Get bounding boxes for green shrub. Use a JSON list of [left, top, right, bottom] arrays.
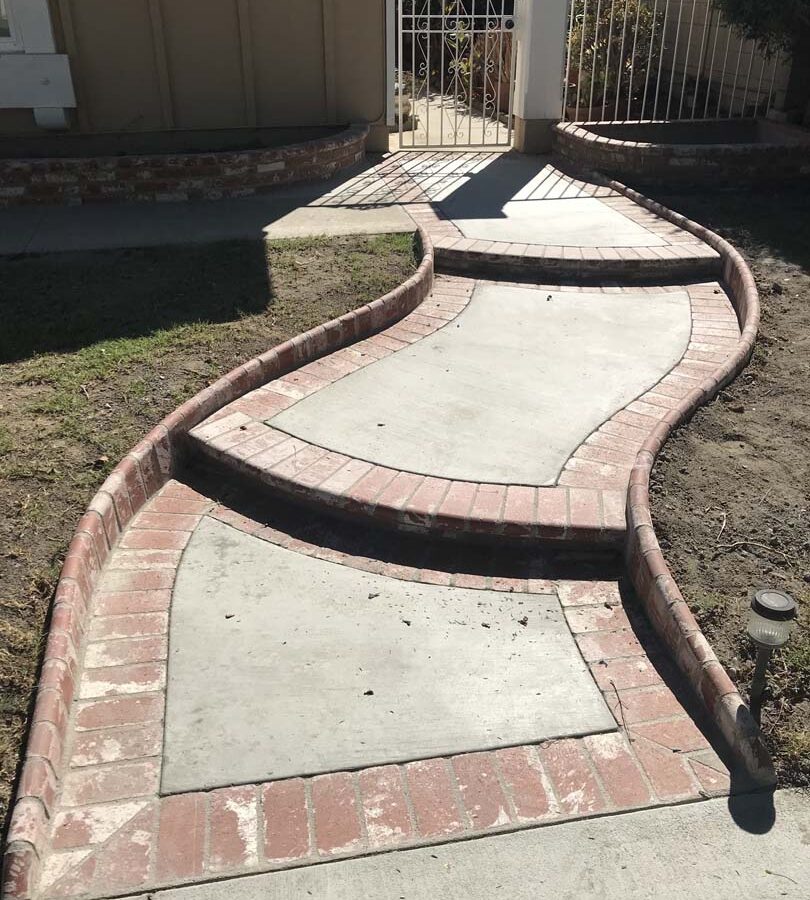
[[714, 0, 810, 53]]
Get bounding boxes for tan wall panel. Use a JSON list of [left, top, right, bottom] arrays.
[[333, 0, 385, 124], [68, 0, 164, 131], [160, 0, 247, 129], [250, 0, 327, 126], [30, 0, 387, 135], [0, 109, 39, 134], [47, 0, 68, 54]]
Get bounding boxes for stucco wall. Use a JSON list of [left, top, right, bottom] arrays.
[[0, 0, 386, 143]]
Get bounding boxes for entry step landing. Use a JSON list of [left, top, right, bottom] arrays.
[[163, 517, 615, 793], [38, 481, 734, 899], [187, 275, 740, 546]]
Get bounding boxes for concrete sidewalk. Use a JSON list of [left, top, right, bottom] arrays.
[[0, 159, 415, 255], [0, 151, 701, 257], [141, 791, 809, 900], [268, 283, 691, 485]]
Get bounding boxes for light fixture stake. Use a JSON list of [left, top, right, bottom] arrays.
[[748, 645, 772, 725]]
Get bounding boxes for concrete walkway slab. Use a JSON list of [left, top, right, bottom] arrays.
[[269, 284, 691, 485], [163, 517, 614, 793], [423, 154, 664, 247], [0, 205, 44, 255], [147, 791, 810, 900], [0, 162, 414, 255], [448, 195, 667, 247]]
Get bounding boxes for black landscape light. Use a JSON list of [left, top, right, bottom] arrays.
[[746, 588, 798, 725]]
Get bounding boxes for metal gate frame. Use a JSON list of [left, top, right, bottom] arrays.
[[393, 1, 518, 149]]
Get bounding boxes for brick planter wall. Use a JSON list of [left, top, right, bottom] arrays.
[[0, 126, 368, 208], [553, 121, 810, 185], [0, 228, 434, 900]]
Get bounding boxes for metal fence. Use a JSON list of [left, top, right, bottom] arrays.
[[562, 0, 784, 122]]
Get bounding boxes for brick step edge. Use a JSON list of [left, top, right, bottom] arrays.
[[189, 440, 627, 550], [0, 229, 435, 900], [610, 176, 776, 788], [434, 243, 722, 284]]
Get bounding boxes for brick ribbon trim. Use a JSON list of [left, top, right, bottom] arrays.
[[610, 178, 774, 787]]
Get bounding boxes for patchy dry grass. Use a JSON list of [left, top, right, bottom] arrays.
[[0, 232, 417, 826]]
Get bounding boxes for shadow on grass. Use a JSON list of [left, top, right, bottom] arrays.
[[647, 181, 810, 273], [0, 239, 273, 364]]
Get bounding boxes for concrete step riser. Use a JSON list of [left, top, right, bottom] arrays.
[[182, 444, 625, 555], [435, 250, 722, 284]]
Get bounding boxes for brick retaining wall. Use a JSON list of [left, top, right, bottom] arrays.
[[553, 121, 810, 185], [0, 126, 368, 208]]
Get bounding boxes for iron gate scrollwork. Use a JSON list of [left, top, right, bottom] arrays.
[[396, 1, 517, 148]]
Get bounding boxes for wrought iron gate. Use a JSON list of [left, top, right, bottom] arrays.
[[396, 1, 517, 148]]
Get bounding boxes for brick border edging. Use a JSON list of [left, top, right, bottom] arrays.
[[552, 121, 810, 186], [0, 126, 368, 208], [606, 178, 775, 786], [0, 228, 434, 900]]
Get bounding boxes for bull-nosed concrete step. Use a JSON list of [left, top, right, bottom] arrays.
[[187, 437, 627, 549]]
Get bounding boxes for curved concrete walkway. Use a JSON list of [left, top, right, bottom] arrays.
[[268, 283, 691, 485], [13, 154, 799, 900], [188, 274, 739, 545]]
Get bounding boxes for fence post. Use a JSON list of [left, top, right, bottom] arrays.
[[512, 0, 570, 151]]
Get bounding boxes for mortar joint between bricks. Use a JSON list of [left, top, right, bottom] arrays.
[[444, 757, 473, 832], [302, 778, 316, 861]]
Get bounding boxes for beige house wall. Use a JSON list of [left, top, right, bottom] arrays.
[[0, 0, 387, 145]]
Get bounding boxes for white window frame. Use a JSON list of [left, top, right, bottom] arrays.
[[0, 0, 76, 127], [0, 0, 23, 52]]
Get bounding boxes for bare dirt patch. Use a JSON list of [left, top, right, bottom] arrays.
[[0, 233, 416, 826], [648, 185, 810, 786]]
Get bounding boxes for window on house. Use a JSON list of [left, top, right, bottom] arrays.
[[0, 0, 19, 47]]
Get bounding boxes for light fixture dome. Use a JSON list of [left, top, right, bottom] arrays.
[[747, 588, 797, 649]]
